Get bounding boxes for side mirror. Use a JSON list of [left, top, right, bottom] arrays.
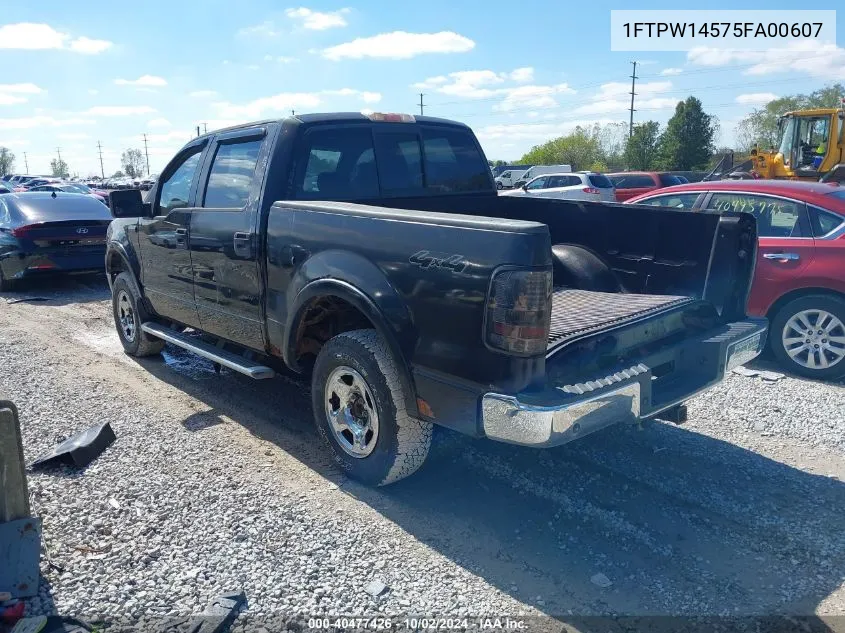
[[109, 189, 150, 218], [522, 184, 529, 191]]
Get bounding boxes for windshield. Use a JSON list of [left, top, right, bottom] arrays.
[[778, 116, 797, 164]]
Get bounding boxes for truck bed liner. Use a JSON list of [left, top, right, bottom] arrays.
[[547, 288, 695, 349]]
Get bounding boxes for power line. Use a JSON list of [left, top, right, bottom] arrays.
[[418, 93, 425, 116], [142, 134, 150, 176], [629, 61, 637, 138], [97, 141, 105, 179]]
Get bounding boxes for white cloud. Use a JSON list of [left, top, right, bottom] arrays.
[[494, 84, 575, 112], [322, 31, 474, 60], [476, 119, 620, 142], [569, 81, 676, 116], [246, 65, 260, 71], [237, 21, 279, 37], [660, 67, 683, 76], [0, 95, 26, 106], [0, 23, 112, 54], [414, 70, 505, 99], [69, 37, 112, 54], [86, 106, 156, 116], [0, 23, 66, 49], [58, 133, 90, 140], [0, 138, 29, 147], [190, 90, 218, 98], [509, 67, 534, 82], [735, 92, 779, 106], [126, 130, 191, 144], [147, 118, 172, 128], [0, 83, 43, 95], [0, 116, 96, 130], [688, 40, 845, 80], [88, 89, 99, 95], [214, 88, 381, 118], [285, 7, 350, 30], [263, 55, 296, 63], [114, 75, 167, 87]]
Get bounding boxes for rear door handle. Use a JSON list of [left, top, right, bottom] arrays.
[[175, 228, 187, 235], [233, 231, 253, 258], [763, 252, 800, 261]]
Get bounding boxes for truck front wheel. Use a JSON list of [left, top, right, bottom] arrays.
[[311, 329, 432, 486], [111, 272, 165, 357]]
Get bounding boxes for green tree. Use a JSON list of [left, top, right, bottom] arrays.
[[624, 121, 661, 170], [657, 97, 716, 170], [735, 83, 845, 151], [112, 170, 125, 178], [50, 157, 69, 178], [520, 125, 606, 171], [0, 147, 15, 176], [121, 148, 146, 178]]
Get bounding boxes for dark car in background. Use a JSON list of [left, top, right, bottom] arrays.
[[0, 192, 111, 291], [28, 182, 109, 206]]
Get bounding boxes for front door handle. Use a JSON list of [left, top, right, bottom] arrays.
[[763, 252, 800, 261], [233, 231, 253, 258]]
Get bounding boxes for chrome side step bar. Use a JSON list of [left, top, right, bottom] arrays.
[[141, 322, 275, 380]]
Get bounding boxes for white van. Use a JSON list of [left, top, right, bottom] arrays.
[[512, 165, 572, 188], [494, 169, 528, 190]]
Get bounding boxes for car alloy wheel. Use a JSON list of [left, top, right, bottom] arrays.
[[324, 365, 380, 458], [782, 308, 845, 371]]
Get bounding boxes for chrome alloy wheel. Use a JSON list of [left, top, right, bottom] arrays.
[[116, 290, 137, 343], [782, 309, 845, 371], [324, 365, 380, 458]]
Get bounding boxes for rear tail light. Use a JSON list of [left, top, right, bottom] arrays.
[[582, 187, 601, 194], [485, 269, 552, 356], [11, 225, 34, 238]]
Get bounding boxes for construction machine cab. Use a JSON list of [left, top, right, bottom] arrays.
[[755, 104, 845, 182]]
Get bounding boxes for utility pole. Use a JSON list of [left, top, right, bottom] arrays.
[[203, 122, 208, 134], [23, 152, 29, 173], [142, 134, 151, 176], [291, 110, 295, 116], [418, 93, 425, 116], [628, 61, 638, 139], [196, 125, 201, 137], [97, 141, 105, 179], [56, 147, 64, 176]]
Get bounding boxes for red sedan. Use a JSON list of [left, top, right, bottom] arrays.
[[607, 171, 684, 201], [628, 180, 845, 380]]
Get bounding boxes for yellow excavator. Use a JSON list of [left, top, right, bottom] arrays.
[[708, 101, 845, 183]]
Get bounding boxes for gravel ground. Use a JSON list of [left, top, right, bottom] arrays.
[[2, 276, 845, 630]]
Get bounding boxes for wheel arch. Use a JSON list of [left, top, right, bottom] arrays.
[[765, 286, 845, 321], [285, 278, 420, 418]]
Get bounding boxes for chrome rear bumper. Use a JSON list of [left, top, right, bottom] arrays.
[[481, 318, 767, 447]]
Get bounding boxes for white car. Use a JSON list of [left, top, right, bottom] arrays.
[[499, 172, 617, 202]]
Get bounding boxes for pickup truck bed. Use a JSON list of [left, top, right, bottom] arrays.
[[548, 289, 696, 349]]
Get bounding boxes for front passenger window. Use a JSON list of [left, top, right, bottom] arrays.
[[158, 151, 202, 214]]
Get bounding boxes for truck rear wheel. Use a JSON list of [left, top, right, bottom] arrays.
[[111, 272, 165, 357], [311, 329, 432, 486]]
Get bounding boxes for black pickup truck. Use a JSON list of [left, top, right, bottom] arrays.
[[106, 112, 767, 486]]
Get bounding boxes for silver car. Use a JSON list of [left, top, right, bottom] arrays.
[[499, 172, 617, 202]]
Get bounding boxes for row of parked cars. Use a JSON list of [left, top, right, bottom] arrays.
[[1, 175, 111, 205], [90, 175, 158, 191], [497, 168, 702, 203]]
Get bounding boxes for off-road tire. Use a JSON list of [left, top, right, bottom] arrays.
[[769, 294, 845, 381], [111, 272, 165, 357], [311, 329, 432, 486]]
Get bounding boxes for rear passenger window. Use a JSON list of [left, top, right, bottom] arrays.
[[295, 127, 378, 199], [588, 174, 614, 189], [616, 175, 656, 188], [203, 139, 262, 208], [374, 132, 423, 194], [808, 205, 844, 237], [422, 128, 490, 192], [637, 193, 700, 209]]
